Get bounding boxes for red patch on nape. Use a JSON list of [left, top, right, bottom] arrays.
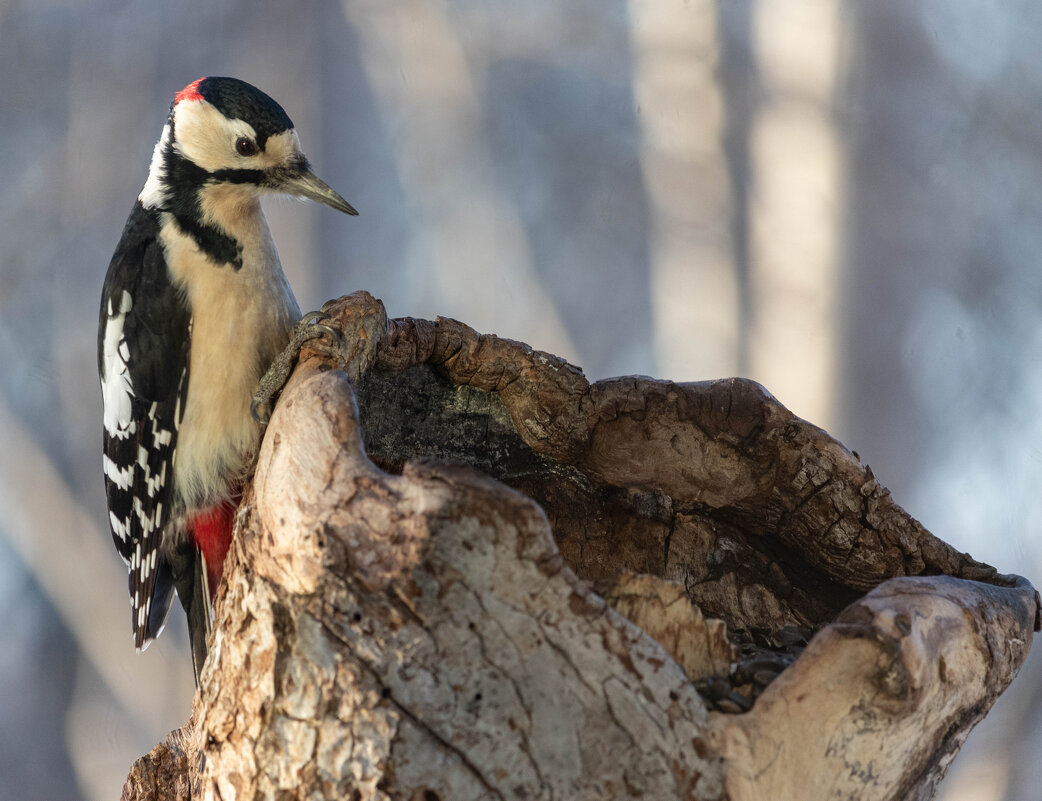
[[190, 495, 240, 600], [174, 77, 206, 105]]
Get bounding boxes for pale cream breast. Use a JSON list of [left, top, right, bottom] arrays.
[[161, 200, 300, 511]]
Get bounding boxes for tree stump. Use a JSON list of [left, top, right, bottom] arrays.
[[122, 292, 1039, 801]]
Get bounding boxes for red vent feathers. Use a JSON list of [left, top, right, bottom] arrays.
[[190, 498, 238, 600]]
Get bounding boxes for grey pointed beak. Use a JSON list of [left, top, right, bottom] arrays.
[[281, 170, 358, 215]]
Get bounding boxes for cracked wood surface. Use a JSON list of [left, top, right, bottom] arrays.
[[123, 292, 1039, 800], [348, 291, 1007, 630], [708, 574, 1037, 801], [195, 362, 721, 800]]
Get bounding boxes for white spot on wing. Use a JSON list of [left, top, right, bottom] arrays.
[[103, 454, 134, 490], [110, 512, 131, 551], [150, 414, 172, 447]]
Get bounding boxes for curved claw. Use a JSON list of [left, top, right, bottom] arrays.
[[251, 312, 346, 427], [306, 322, 343, 343], [250, 396, 270, 425], [299, 310, 331, 326]]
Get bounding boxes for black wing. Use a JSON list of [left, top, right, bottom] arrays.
[[98, 201, 191, 649]]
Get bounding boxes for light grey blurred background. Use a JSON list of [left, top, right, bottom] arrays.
[[0, 0, 1038, 798]]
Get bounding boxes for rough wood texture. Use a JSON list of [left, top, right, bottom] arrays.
[[604, 572, 736, 683], [709, 575, 1037, 801], [123, 292, 1039, 800], [121, 725, 192, 801]]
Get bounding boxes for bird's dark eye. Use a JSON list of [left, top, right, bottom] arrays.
[[235, 137, 258, 157]]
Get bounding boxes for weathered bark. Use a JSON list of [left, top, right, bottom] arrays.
[[120, 725, 192, 801], [124, 292, 1039, 800]]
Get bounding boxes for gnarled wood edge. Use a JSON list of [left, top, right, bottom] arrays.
[[349, 292, 1003, 592], [123, 291, 1039, 800]]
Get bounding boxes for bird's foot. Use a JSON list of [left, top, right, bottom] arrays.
[[251, 308, 346, 423]]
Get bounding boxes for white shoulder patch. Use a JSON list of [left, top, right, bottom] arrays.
[[101, 290, 137, 440]]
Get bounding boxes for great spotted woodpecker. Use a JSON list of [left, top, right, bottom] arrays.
[[98, 77, 356, 680]]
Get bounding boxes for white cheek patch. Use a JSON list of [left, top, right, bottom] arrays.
[[101, 290, 137, 440], [172, 101, 302, 173], [173, 101, 261, 172]]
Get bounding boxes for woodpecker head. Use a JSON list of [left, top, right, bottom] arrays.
[[140, 77, 356, 238]]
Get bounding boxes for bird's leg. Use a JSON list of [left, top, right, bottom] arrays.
[[251, 307, 346, 423]]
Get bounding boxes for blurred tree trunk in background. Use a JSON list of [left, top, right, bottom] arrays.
[[3, 2, 1042, 799]]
